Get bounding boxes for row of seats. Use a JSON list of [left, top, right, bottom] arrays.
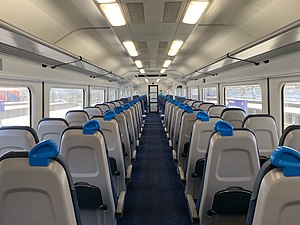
[[0, 95, 147, 225], [158, 94, 300, 225]]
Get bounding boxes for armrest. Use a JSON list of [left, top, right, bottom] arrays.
[[115, 191, 126, 218]]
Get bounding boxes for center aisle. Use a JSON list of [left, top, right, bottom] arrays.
[[118, 113, 193, 225]]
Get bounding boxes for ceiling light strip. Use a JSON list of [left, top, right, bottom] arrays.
[[123, 41, 138, 57], [182, 1, 209, 24], [100, 3, 126, 26], [168, 40, 184, 56]]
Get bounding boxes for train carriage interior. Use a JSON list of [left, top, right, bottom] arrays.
[[1, 0, 300, 225]]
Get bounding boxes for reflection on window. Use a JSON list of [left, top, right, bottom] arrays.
[[120, 87, 130, 98], [283, 83, 300, 128], [91, 88, 105, 106], [190, 87, 199, 100], [49, 88, 84, 118], [225, 84, 262, 114], [203, 87, 218, 103], [108, 88, 118, 101], [0, 87, 30, 126]]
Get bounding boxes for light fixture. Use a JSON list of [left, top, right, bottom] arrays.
[[182, 1, 209, 24], [100, 3, 126, 26], [168, 40, 184, 56], [163, 59, 172, 68], [160, 68, 166, 73], [145, 78, 149, 83], [156, 79, 160, 83], [123, 41, 138, 57], [96, 0, 116, 3], [134, 60, 143, 68], [140, 69, 145, 74]]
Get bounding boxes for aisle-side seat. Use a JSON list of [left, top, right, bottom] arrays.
[[65, 110, 89, 127], [60, 121, 123, 225], [221, 108, 246, 128], [279, 125, 300, 151], [0, 140, 82, 225], [207, 105, 226, 116], [37, 118, 69, 146], [123, 103, 137, 159], [84, 106, 103, 118], [0, 126, 38, 156], [245, 146, 300, 225], [243, 114, 279, 164], [196, 121, 260, 225], [172, 103, 186, 152], [185, 112, 221, 206]]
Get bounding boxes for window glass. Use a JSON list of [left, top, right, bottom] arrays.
[[108, 88, 118, 101], [190, 87, 199, 100], [203, 87, 218, 103], [0, 87, 30, 126], [225, 84, 262, 114], [283, 83, 300, 128], [91, 88, 105, 106], [49, 88, 84, 118]]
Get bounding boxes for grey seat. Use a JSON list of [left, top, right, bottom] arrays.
[[185, 112, 221, 218], [91, 112, 127, 197], [0, 126, 38, 156], [187, 100, 196, 106], [243, 114, 279, 160], [37, 118, 69, 146], [95, 104, 110, 114], [65, 110, 89, 127], [198, 102, 215, 112], [192, 101, 203, 109], [279, 125, 300, 151], [197, 121, 260, 225], [245, 146, 300, 225], [60, 121, 123, 225], [207, 105, 226, 116], [123, 103, 137, 159], [221, 108, 246, 128], [84, 106, 103, 118], [172, 103, 186, 152], [104, 102, 116, 110], [0, 140, 82, 225]]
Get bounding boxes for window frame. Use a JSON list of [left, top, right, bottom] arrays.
[[202, 86, 218, 104], [90, 86, 106, 106]]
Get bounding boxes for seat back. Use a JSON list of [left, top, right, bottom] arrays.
[[37, 118, 69, 146], [91, 113, 126, 196], [172, 107, 185, 150], [65, 110, 89, 127], [0, 140, 81, 225], [84, 106, 103, 118], [198, 102, 215, 112], [0, 126, 38, 156], [208, 105, 226, 116], [198, 121, 260, 225], [279, 125, 300, 151], [104, 102, 116, 110], [187, 100, 196, 106], [221, 108, 246, 128], [185, 112, 221, 199], [243, 114, 279, 158], [246, 146, 300, 225], [123, 104, 137, 152], [95, 104, 110, 114], [192, 101, 203, 109], [60, 121, 116, 225], [169, 105, 180, 142]]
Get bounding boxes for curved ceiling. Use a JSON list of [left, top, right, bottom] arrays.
[[0, 0, 300, 85]]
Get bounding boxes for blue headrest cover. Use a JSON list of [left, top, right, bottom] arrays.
[[183, 105, 194, 113], [29, 140, 60, 167], [197, 111, 210, 122], [104, 110, 116, 121], [129, 101, 134, 106], [114, 106, 124, 114], [179, 103, 185, 109], [214, 120, 233, 136], [123, 103, 131, 110], [83, 120, 101, 134], [271, 146, 300, 177]]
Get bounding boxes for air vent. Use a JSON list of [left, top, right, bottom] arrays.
[[127, 3, 145, 24], [138, 42, 148, 50], [163, 2, 182, 23], [158, 41, 169, 55], [140, 49, 149, 55]]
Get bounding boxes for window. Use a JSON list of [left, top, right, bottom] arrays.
[[190, 87, 199, 100], [49, 88, 84, 118], [225, 84, 262, 114], [90, 88, 105, 106], [108, 88, 118, 101], [0, 87, 30, 126], [203, 87, 218, 103], [120, 87, 130, 98], [283, 83, 300, 128]]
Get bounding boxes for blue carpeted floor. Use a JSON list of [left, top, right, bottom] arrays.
[[118, 113, 194, 225]]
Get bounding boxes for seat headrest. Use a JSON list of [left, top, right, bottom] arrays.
[[197, 111, 210, 122], [29, 140, 60, 167], [123, 103, 131, 110], [214, 120, 233, 136], [271, 146, 300, 177], [83, 120, 101, 135], [114, 106, 124, 114], [179, 103, 185, 109], [104, 110, 116, 121], [183, 105, 194, 113]]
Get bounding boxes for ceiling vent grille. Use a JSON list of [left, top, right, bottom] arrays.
[[127, 3, 145, 24], [163, 2, 182, 23]]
